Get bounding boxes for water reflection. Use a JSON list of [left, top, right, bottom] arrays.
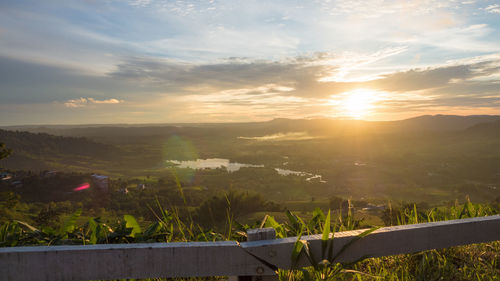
[[274, 168, 327, 183], [167, 158, 264, 172], [166, 158, 326, 182]]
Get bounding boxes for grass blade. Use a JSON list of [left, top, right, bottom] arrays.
[[321, 210, 331, 260]]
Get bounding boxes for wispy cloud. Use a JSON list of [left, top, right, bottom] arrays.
[[238, 132, 317, 141], [64, 97, 124, 108], [484, 4, 500, 14]]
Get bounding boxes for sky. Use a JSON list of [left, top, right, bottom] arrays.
[[0, 0, 499, 125]]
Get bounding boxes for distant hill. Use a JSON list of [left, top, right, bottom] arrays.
[[0, 129, 121, 171], [237, 115, 500, 136], [465, 119, 500, 136], [388, 115, 500, 131], [2, 114, 500, 143]]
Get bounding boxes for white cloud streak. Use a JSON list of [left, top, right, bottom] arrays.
[[485, 4, 500, 14], [64, 97, 124, 108]]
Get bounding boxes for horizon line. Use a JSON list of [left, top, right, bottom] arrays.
[[1, 114, 500, 128]]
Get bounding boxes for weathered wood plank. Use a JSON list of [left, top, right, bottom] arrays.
[[241, 215, 500, 269], [0, 241, 275, 281]]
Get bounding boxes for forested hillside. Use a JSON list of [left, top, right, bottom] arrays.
[[0, 129, 121, 171]]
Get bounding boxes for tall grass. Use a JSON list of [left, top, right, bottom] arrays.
[[0, 197, 498, 280], [344, 198, 499, 281]]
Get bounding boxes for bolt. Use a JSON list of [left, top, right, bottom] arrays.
[[256, 266, 265, 274]]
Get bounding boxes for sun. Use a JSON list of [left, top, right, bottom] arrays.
[[331, 89, 381, 119]]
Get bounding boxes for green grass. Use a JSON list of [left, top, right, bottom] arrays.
[[0, 199, 498, 280]]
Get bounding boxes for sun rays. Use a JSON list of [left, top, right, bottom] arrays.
[[329, 89, 384, 119]]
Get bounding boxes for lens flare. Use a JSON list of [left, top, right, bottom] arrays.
[[163, 135, 199, 183], [74, 183, 90, 191]]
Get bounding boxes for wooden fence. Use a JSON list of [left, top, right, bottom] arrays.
[[1, 215, 499, 281]]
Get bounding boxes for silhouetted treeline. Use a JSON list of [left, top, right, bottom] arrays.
[[0, 129, 120, 157]]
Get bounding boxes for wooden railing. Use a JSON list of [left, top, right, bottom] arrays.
[[1, 215, 499, 281]]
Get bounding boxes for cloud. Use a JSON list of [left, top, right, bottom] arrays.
[[238, 132, 317, 141], [484, 4, 500, 14], [107, 56, 331, 96], [64, 97, 124, 108], [107, 46, 409, 98], [0, 56, 145, 104], [128, 0, 152, 8], [365, 54, 500, 92], [0, 0, 498, 125], [321, 0, 461, 16], [368, 65, 472, 91], [108, 51, 500, 102], [317, 46, 409, 82], [1, 48, 499, 124]]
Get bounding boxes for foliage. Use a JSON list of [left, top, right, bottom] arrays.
[[195, 190, 276, 227], [0, 142, 11, 161], [381, 197, 499, 226], [0, 199, 498, 280]]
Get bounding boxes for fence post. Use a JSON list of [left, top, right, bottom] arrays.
[[229, 227, 278, 281]]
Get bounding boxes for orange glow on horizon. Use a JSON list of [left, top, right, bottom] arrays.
[[330, 89, 383, 119]]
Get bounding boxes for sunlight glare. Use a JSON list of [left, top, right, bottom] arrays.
[[331, 89, 382, 119]]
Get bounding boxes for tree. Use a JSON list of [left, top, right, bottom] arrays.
[[0, 142, 11, 160]]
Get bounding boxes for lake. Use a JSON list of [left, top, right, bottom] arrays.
[[166, 158, 326, 182], [166, 158, 264, 172]]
